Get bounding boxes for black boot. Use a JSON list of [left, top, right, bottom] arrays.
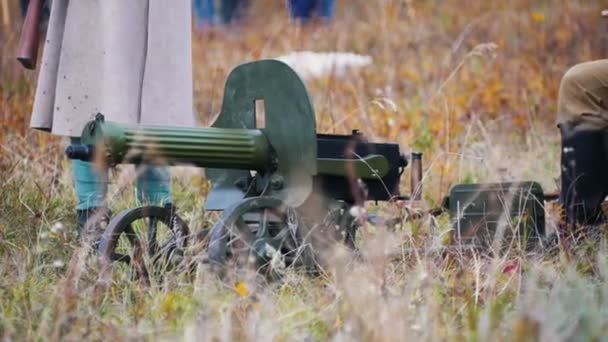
[[76, 207, 111, 247], [559, 125, 608, 228], [145, 202, 178, 243], [164, 203, 177, 220]]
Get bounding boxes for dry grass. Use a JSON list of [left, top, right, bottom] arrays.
[[1, 0, 608, 340]]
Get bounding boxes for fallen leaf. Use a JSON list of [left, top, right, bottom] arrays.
[[235, 281, 249, 297]]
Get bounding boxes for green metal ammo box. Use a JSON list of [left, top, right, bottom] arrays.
[[448, 181, 545, 248]]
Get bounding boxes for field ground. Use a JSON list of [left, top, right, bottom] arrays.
[[1, 1, 608, 340]]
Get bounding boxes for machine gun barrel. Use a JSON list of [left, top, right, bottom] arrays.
[[67, 115, 273, 171], [67, 114, 407, 205]]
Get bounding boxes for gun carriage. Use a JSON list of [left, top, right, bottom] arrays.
[[67, 60, 547, 284]]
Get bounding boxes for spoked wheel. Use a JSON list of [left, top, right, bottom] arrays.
[[98, 206, 190, 286], [208, 197, 315, 281]]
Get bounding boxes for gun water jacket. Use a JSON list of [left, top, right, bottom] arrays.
[[30, 0, 196, 137]]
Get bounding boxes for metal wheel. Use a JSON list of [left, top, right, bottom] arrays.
[[208, 197, 315, 280], [98, 206, 190, 286]]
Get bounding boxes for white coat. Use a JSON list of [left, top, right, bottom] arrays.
[[30, 0, 195, 137]]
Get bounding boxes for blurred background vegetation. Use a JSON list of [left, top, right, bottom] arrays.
[[1, 0, 607, 340], [2, 0, 605, 198]]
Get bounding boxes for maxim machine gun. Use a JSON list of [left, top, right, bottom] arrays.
[[67, 60, 545, 283]]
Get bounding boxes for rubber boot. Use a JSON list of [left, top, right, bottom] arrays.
[[76, 207, 111, 248], [559, 125, 608, 229]]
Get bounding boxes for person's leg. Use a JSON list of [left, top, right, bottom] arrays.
[[220, 0, 248, 24], [70, 137, 109, 237], [20, 0, 28, 17], [559, 127, 608, 226], [135, 165, 172, 206], [557, 60, 608, 131], [557, 60, 608, 226], [288, 0, 317, 21], [135, 165, 176, 245], [193, 0, 216, 28], [317, 0, 335, 20]]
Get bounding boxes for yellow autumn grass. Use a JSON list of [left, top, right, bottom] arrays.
[[1, 0, 607, 340]]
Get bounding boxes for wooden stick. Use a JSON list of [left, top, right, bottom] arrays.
[[0, 0, 10, 27], [16, 0, 43, 69]]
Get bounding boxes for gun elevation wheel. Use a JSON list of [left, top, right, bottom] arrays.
[[98, 206, 190, 286], [208, 197, 315, 281]]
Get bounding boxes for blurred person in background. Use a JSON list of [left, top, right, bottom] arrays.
[[220, 0, 250, 23], [29, 1, 195, 240], [192, 0, 216, 28], [192, 0, 250, 28], [287, 0, 335, 22]]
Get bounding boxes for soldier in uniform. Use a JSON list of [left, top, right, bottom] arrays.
[[557, 59, 608, 226], [29, 1, 196, 236]]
